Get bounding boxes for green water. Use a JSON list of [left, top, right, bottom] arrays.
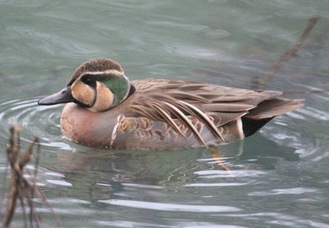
[[1, 0, 329, 227]]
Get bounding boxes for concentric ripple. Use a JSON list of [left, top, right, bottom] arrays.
[[0, 97, 70, 150]]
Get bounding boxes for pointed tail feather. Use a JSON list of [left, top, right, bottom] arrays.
[[245, 98, 304, 120], [242, 98, 304, 137]]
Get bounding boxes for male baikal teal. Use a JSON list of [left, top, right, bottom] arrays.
[[38, 58, 304, 150]]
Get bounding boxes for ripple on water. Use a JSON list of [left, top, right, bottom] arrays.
[[99, 199, 242, 213], [0, 98, 69, 150]]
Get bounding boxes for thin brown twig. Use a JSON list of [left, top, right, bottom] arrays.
[[30, 138, 40, 227], [1, 126, 62, 228], [36, 186, 62, 227], [27, 138, 62, 227], [4, 127, 19, 228], [254, 16, 320, 90], [18, 194, 27, 228]]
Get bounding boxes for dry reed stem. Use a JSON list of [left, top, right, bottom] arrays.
[[1, 125, 61, 228], [252, 16, 320, 90]]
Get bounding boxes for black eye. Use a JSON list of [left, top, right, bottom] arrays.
[[81, 76, 96, 87]]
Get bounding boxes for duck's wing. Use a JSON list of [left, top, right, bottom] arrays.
[[128, 79, 304, 145]]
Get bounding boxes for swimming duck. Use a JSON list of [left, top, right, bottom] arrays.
[[38, 58, 304, 150]]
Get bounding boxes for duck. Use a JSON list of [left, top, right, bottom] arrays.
[[38, 58, 304, 150]]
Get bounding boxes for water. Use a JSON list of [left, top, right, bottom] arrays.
[[1, 0, 329, 227]]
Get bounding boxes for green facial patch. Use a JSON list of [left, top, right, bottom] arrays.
[[96, 73, 130, 106]]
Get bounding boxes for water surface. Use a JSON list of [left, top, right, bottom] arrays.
[[1, 0, 329, 227]]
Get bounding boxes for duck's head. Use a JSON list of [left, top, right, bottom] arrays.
[[38, 58, 131, 112]]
